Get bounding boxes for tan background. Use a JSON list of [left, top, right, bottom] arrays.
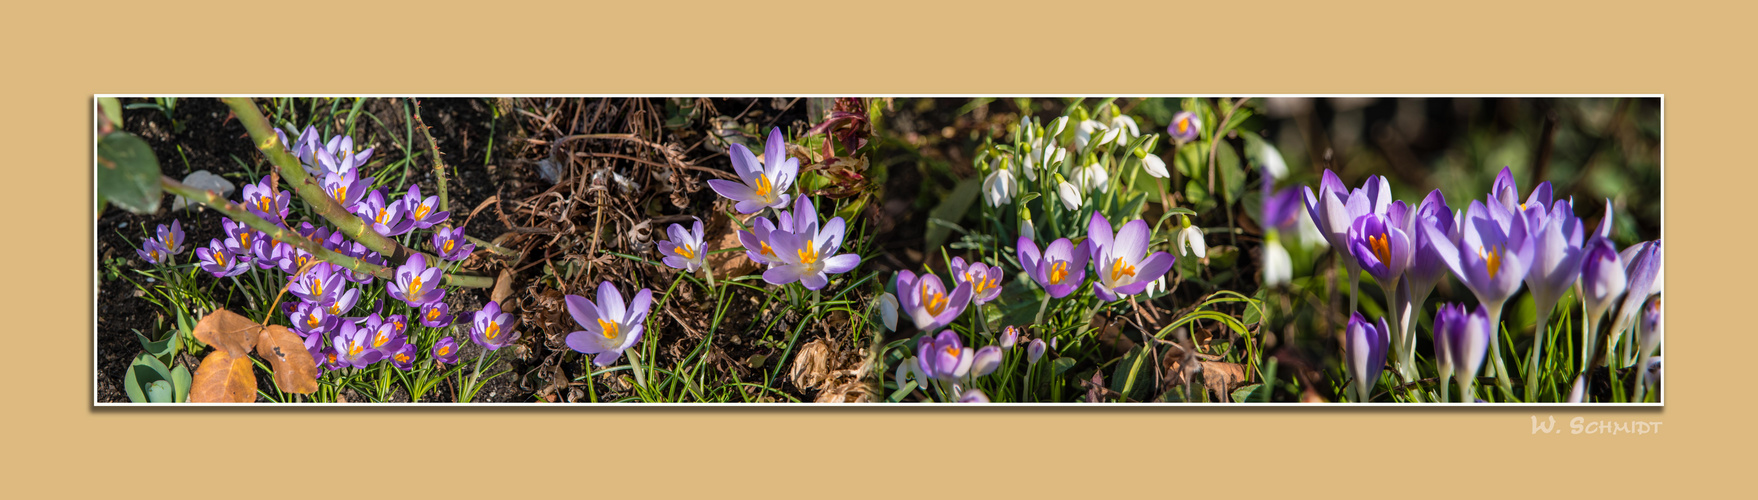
[[5, 0, 1747, 497]]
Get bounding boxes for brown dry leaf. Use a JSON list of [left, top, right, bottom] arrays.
[[192, 309, 259, 357], [706, 212, 758, 278], [1198, 361, 1251, 402], [254, 325, 317, 394], [491, 268, 515, 306], [189, 349, 257, 403]]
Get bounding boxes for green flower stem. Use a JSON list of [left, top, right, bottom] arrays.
[[1526, 298, 1557, 402], [220, 97, 460, 268], [160, 176, 492, 288], [1482, 301, 1515, 400]]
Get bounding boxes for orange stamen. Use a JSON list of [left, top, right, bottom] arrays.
[[921, 285, 949, 316], [1049, 261, 1069, 285], [598, 319, 619, 339]]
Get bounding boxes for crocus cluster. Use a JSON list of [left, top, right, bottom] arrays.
[[1297, 166, 1661, 402], [712, 130, 860, 291]]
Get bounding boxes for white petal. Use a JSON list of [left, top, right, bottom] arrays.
[[1142, 155, 1169, 178], [1057, 182, 1083, 210], [877, 293, 899, 331], [1265, 242, 1292, 287]]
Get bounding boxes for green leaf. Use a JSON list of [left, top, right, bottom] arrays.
[[1231, 383, 1263, 403], [1217, 141, 1245, 206], [96, 132, 163, 214], [146, 380, 174, 403], [98, 97, 124, 128], [1184, 180, 1215, 213], [136, 330, 178, 368], [1051, 357, 1076, 376], [172, 364, 192, 403], [924, 176, 981, 254], [123, 354, 173, 403]]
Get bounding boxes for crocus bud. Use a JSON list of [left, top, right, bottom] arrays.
[[971, 346, 1003, 377], [1344, 312, 1389, 402], [876, 292, 899, 332], [1027, 338, 1047, 364], [1638, 298, 1662, 358], [1434, 303, 1492, 397], [999, 326, 1019, 349], [959, 389, 991, 403], [1580, 237, 1627, 322]]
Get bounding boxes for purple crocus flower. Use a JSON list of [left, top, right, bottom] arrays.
[[1608, 239, 1662, 365], [278, 125, 322, 173], [1576, 235, 1626, 372], [289, 300, 337, 338], [1027, 338, 1047, 364], [276, 245, 316, 275], [320, 168, 373, 210], [1405, 190, 1455, 304], [1425, 200, 1534, 312], [658, 217, 707, 273], [389, 343, 418, 371], [403, 185, 450, 229], [305, 331, 328, 376], [469, 301, 520, 351], [388, 254, 446, 307], [195, 239, 249, 277], [1167, 111, 1201, 143], [1086, 212, 1175, 301], [368, 321, 406, 357], [431, 337, 461, 365], [326, 288, 361, 317], [949, 257, 1003, 305], [737, 215, 788, 267], [1260, 186, 1304, 235], [1432, 303, 1492, 402], [999, 325, 1020, 349], [337, 241, 381, 283], [240, 175, 290, 224], [332, 321, 384, 369], [155, 220, 185, 255], [895, 270, 972, 332], [708, 127, 798, 214], [431, 226, 474, 261], [354, 189, 415, 236], [761, 197, 861, 290], [1304, 170, 1392, 312], [288, 262, 343, 304], [1344, 312, 1389, 402], [419, 302, 453, 328], [137, 238, 170, 265], [1017, 236, 1089, 299], [970, 345, 1003, 378], [564, 281, 654, 367], [1488, 166, 1554, 218], [252, 236, 289, 271], [916, 330, 973, 381], [1348, 211, 1413, 292], [1520, 199, 1585, 392], [321, 134, 373, 174], [958, 389, 991, 403]]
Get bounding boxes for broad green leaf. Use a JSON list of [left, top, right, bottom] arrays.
[[1217, 141, 1245, 206], [137, 330, 178, 368], [1184, 180, 1215, 213], [96, 132, 163, 214], [124, 354, 173, 403], [1231, 383, 1264, 403], [98, 97, 123, 128], [172, 364, 192, 403], [1051, 357, 1076, 376], [146, 380, 174, 403], [924, 176, 981, 254]]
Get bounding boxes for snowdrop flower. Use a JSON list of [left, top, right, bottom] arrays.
[[1074, 120, 1106, 150], [876, 292, 899, 332], [1141, 154, 1169, 179], [1175, 217, 1206, 259], [1109, 115, 1140, 141], [1056, 177, 1083, 210], [1077, 163, 1109, 194], [1019, 215, 1035, 241], [983, 167, 1017, 207], [1263, 235, 1293, 287]]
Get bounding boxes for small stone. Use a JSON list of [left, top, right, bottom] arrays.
[[172, 170, 236, 211]]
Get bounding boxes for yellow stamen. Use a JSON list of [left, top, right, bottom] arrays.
[[348, 344, 362, 357], [1109, 258, 1137, 282], [306, 314, 320, 329], [1478, 245, 1503, 279], [327, 353, 337, 364], [329, 303, 341, 315], [259, 196, 273, 212], [239, 231, 250, 248], [796, 245, 820, 265], [312, 277, 323, 296], [297, 255, 310, 268], [438, 346, 451, 356], [676, 245, 697, 260], [754, 175, 774, 199], [374, 332, 389, 347], [395, 353, 410, 363], [408, 276, 423, 297], [1049, 261, 1069, 285], [428, 309, 441, 321], [598, 319, 619, 339], [759, 241, 777, 258], [967, 271, 995, 296], [1177, 117, 1190, 135], [149, 250, 160, 261], [1369, 233, 1391, 264], [214, 251, 227, 267], [921, 285, 949, 316], [376, 208, 388, 224], [1519, 202, 1527, 211], [333, 185, 347, 201], [415, 204, 431, 220], [443, 239, 455, 253], [485, 322, 501, 340], [944, 346, 959, 358]]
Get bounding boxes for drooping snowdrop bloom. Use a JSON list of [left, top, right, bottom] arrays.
[[388, 254, 446, 307], [1168, 111, 1201, 143], [761, 197, 861, 290], [354, 189, 415, 236], [1108, 115, 1140, 142], [1020, 140, 1066, 182], [1056, 177, 1082, 210], [1433, 303, 1492, 402], [875, 292, 899, 332], [896, 270, 972, 332], [983, 165, 1017, 207], [1018, 215, 1035, 242], [658, 217, 708, 273], [565, 281, 654, 367], [196, 239, 249, 278], [1018, 236, 1089, 299], [1074, 119, 1107, 150], [1175, 217, 1207, 259], [1141, 154, 1169, 179], [708, 127, 798, 214], [950, 257, 1003, 305], [1086, 212, 1176, 301], [469, 301, 520, 351], [1077, 163, 1109, 194], [403, 184, 450, 229], [1344, 312, 1389, 402]]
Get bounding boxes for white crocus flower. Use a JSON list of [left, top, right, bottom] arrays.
[[1176, 222, 1207, 258], [1264, 239, 1292, 287], [1141, 154, 1169, 178], [1056, 178, 1083, 210], [983, 168, 1017, 207], [876, 292, 899, 331]]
